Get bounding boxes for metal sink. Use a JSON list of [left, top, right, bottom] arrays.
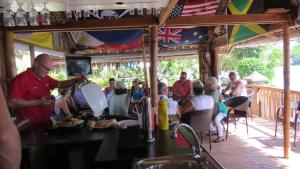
[[133, 153, 223, 169]]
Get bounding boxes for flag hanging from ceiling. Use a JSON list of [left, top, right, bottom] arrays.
[[169, 0, 219, 17], [158, 27, 208, 48], [227, 0, 267, 44], [15, 32, 53, 49], [71, 30, 143, 51]]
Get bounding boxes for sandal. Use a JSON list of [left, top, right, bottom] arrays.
[[206, 132, 217, 136], [213, 137, 225, 143]]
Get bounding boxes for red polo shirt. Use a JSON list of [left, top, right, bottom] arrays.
[[172, 79, 192, 101], [9, 69, 58, 126]]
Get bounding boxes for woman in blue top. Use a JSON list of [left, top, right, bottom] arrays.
[[131, 78, 144, 101]]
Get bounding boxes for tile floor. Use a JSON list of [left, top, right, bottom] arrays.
[[202, 117, 300, 169]]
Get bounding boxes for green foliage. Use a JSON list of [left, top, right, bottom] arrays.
[[237, 57, 273, 80], [221, 56, 238, 71], [48, 68, 67, 81], [225, 45, 283, 81], [292, 42, 300, 65], [230, 47, 262, 59], [221, 47, 262, 72], [158, 59, 199, 85]]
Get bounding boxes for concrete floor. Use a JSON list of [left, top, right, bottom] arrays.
[[202, 117, 300, 169]]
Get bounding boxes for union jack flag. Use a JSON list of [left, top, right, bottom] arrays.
[[158, 27, 208, 48], [158, 28, 183, 43]]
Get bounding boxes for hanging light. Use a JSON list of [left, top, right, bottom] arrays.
[[41, 3, 51, 25], [29, 3, 39, 26]]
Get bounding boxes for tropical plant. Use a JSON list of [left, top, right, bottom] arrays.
[[237, 57, 273, 80], [292, 42, 300, 65]]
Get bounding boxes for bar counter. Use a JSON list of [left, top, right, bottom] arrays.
[[21, 127, 222, 169]]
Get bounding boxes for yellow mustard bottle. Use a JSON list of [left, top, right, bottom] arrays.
[[158, 98, 169, 130]]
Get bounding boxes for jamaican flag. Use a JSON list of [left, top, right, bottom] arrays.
[[227, 0, 268, 44]]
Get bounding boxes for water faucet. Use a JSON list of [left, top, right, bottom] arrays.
[[170, 123, 202, 159]]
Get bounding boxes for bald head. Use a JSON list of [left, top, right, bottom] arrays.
[[32, 54, 54, 78]]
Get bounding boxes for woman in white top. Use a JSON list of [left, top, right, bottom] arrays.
[[109, 81, 130, 116], [180, 80, 214, 115]]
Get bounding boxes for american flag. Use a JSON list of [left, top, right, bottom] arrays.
[[169, 0, 219, 17]]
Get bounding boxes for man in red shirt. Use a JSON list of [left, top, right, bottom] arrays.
[[172, 72, 192, 104], [8, 54, 85, 127]]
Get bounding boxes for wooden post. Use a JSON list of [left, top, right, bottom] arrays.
[[142, 37, 149, 96], [4, 31, 17, 80], [0, 31, 8, 95], [282, 22, 290, 159], [211, 47, 220, 79], [150, 26, 158, 107], [198, 51, 202, 80], [29, 46, 35, 66]]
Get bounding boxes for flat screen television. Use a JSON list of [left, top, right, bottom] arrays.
[[66, 57, 92, 76]]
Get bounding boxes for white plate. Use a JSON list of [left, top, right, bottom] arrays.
[[117, 120, 139, 127], [80, 82, 108, 117]]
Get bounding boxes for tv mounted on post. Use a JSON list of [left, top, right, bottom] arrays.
[[65, 57, 92, 76]]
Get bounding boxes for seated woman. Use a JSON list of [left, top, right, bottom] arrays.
[[179, 80, 214, 122], [205, 77, 227, 142], [109, 81, 130, 116], [54, 88, 77, 118]]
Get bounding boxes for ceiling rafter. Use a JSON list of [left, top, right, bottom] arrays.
[[159, 0, 179, 26]]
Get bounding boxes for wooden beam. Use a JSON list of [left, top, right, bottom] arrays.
[[29, 46, 35, 66], [211, 47, 220, 78], [159, 0, 179, 25], [165, 14, 290, 27], [150, 26, 158, 107], [3, 16, 157, 33], [0, 31, 8, 95], [4, 31, 17, 80], [283, 23, 291, 159], [142, 36, 149, 96]]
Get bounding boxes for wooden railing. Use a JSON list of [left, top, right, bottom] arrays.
[[250, 85, 300, 121]]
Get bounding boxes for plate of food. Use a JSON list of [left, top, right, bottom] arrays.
[[87, 119, 117, 130], [54, 117, 84, 128]]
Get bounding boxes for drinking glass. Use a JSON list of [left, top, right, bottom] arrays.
[[66, 10, 73, 19], [83, 10, 90, 18], [29, 3, 39, 26], [3, 8, 15, 27], [41, 3, 51, 25], [16, 6, 27, 26]]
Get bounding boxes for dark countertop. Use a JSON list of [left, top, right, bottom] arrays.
[[94, 128, 224, 169], [21, 127, 106, 149], [21, 127, 223, 169]]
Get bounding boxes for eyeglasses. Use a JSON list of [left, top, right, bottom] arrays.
[[39, 61, 52, 72]]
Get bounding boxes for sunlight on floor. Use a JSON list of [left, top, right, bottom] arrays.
[[209, 117, 300, 169]]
